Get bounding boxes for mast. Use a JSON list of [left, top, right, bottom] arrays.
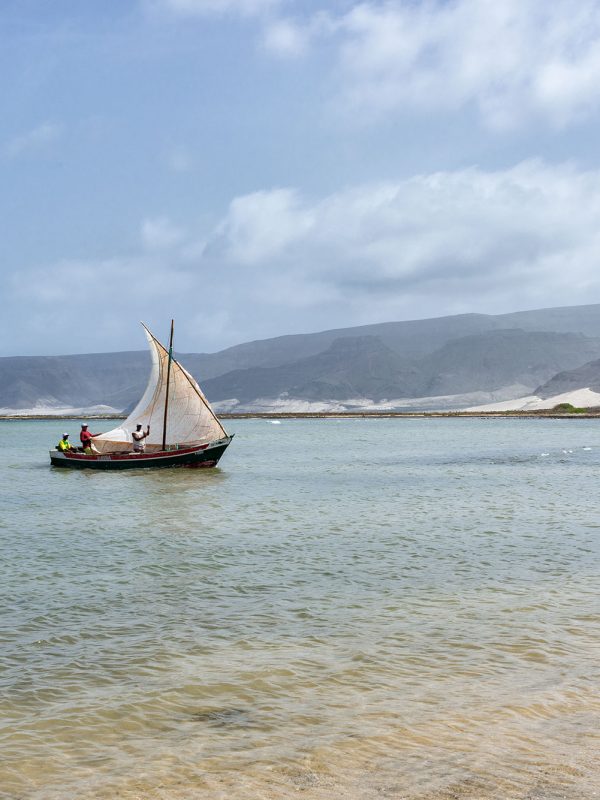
[[161, 319, 174, 450]]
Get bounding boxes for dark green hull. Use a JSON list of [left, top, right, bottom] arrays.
[[50, 438, 232, 470]]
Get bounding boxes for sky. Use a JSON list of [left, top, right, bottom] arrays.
[[3, 0, 600, 355]]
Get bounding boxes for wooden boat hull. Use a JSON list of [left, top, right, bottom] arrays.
[[49, 437, 232, 470]]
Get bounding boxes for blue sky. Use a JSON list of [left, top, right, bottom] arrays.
[[3, 0, 600, 355]]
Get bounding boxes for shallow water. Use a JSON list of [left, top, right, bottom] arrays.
[[1, 417, 599, 799]]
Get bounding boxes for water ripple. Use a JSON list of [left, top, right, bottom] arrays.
[[1, 418, 600, 799]]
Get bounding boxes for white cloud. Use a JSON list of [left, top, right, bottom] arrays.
[[265, 0, 600, 130], [141, 216, 185, 249], [262, 17, 309, 57], [207, 160, 600, 317], [147, 1, 600, 130], [216, 188, 315, 264], [4, 121, 63, 159], [7, 160, 600, 353]]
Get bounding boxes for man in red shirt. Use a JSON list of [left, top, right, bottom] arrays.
[[80, 423, 102, 453]]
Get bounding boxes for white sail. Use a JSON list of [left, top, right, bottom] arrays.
[[95, 324, 227, 453]]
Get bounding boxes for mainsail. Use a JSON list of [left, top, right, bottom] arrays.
[[95, 324, 227, 453]]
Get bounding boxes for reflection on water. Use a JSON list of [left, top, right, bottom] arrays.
[[1, 418, 600, 799]]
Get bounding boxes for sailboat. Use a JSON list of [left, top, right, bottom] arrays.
[[49, 322, 233, 470]]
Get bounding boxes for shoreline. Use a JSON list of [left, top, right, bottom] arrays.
[[2, 410, 600, 420]]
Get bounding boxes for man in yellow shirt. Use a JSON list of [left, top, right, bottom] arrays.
[[57, 433, 75, 452]]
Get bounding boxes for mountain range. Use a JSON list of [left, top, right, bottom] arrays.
[[4, 304, 600, 413]]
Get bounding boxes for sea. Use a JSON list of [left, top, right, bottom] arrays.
[[1, 417, 599, 800]]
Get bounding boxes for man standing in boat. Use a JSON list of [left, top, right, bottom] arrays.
[[132, 423, 150, 453], [80, 423, 102, 454]]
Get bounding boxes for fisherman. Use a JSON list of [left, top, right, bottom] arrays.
[[80, 423, 101, 454], [57, 433, 75, 452], [132, 423, 150, 453]]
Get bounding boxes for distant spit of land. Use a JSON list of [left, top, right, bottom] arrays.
[[2, 409, 600, 421]]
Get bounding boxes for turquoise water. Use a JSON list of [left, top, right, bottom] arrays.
[[1, 417, 599, 799]]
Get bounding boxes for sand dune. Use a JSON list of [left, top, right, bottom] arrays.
[[466, 387, 600, 412]]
